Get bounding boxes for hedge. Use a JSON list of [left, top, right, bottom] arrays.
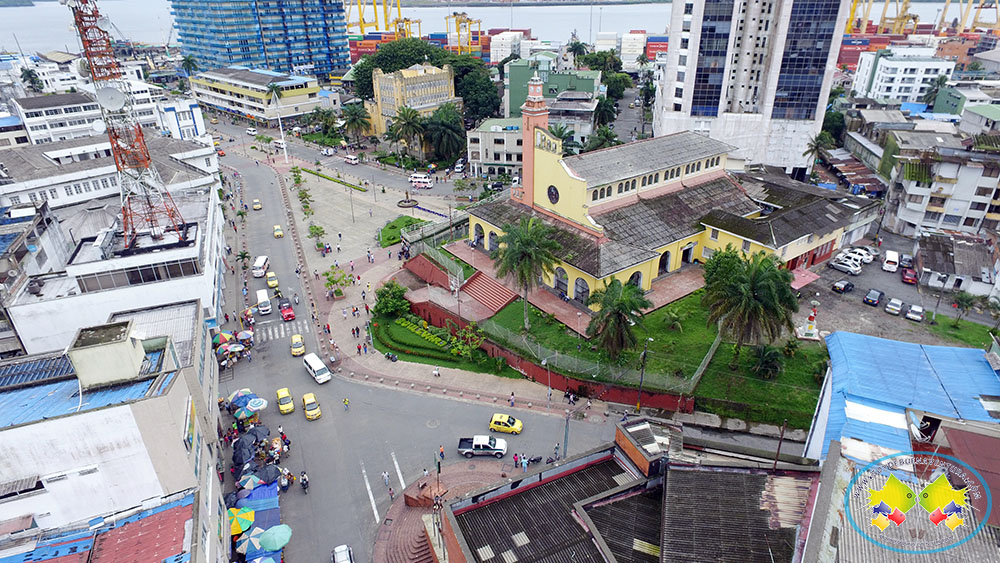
[[301, 168, 367, 192], [395, 317, 450, 348], [373, 321, 456, 362]]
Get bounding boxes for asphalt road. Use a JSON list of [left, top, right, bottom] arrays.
[[213, 149, 616, 562]]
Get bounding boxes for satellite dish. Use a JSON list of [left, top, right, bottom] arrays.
[[96, 87, 125, 111], [96, 16, 112, 32], [92, 120, 107, 134]]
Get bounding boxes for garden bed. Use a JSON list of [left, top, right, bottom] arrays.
[[301, 168, 366, 191], [380, 216, 427, 247]]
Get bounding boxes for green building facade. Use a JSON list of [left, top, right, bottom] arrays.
[[504, 54, 601, 117]]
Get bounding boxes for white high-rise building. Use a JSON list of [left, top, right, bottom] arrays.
[[852, 48, 955, 103], [653, 0, 850, 179], [621, 32, 648, 73]]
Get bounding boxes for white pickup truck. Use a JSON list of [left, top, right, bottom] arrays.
[[457, 435, 507, 458]]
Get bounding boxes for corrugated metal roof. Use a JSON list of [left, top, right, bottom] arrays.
[[0, 354, 74, 390], [0, 376, 159, 428], [942, 427, 1000, 528]]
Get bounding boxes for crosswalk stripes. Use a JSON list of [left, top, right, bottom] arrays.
[[254, 318, 311, 343]]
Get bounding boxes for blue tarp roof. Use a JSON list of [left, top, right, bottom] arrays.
[[900, 102, 928, 114], [820, 332, 1000, 458], [0, 115, 22, 127], [0, 376, 161, 427]]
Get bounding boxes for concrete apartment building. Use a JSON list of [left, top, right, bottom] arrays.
[[0, 114, 29, 151], [467, 118, 524, 179], [191, 66, 322, 128], [170, 0, 350, 80], [851, 48, 955, 103], [504, 54, 602, 146], [620, 32, 648, 73], [11, 93, 103, 145], [0, 301, 226, 563], [654, 0, 850, 179], [365, 63, 463, 136]]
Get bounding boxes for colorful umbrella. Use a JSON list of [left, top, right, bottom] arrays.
[[231, 394, 258, 408], [236, 527, 265, 554], [238, 474, 264, 489], [227, 343, 246, 353], [228, 388, 253, 402], [237, 330, 254, 340], [233, 407, 255, 420], [253, 557, 277, 563], [228, 507, 255, 535], [213, 332, 234, 346], [246, 397, 268, 412], [258, 524, 293, 551]]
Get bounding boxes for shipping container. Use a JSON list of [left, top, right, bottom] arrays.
[[647, 35, 668, 42], [630, 29, 647, 34], [843, 38, 870, 45]]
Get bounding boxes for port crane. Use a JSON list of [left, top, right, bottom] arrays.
[[59, 0, 185, 248], [445, 12, 482, 55], [937, 0, 1000, 33]]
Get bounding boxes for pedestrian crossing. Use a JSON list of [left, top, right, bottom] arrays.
[[253, 318, 312, 343]]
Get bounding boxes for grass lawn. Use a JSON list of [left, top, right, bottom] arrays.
[[489, 291, 717, 390], [302, 132, 343, 146], [927, 318, 995, 349], [370, 315, 522, 378], [436, 247, 477, 280], [693, 341, 826, 429], [380, 216, 427, 247]]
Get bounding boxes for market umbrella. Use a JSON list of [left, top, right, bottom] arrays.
[[228, 388, 253, 402], [228, 343, 246, 354], [251, 464, 281, 484], [228, 508, 255, 535], [231, 393, 258, 408], [252, 557, 277, 563], [245, 426, 270, 443], [246, 397, 268, 412], [213, 332, 234, 346], [235, 497, 252, 509], [258, 524, 293, 551], [233, 407, 255, 420], [236, 527, 266, 554], [224, 492, 238, 508], [238, 474, 264, 489], [233, 443, 255, 466], [237, 330, 254, 340]]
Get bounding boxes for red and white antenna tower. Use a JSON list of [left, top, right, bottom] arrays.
[[61, 0, 185, 248]]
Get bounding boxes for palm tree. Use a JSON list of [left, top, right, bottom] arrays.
[[423, 103, 465, 160], [20, 68, 42, 92], [922, 74, 949, 104], [491, 217, 562, 331], [236, 250, 251, 269], [802, 132, 833, 163], [266, 83, 288, 162], [594, 96, 617, 126], [393, 106, 425, 158], [640, 81, 656, 109], [751, 344, 784, 379], [342, 103, 371, 144], [703, 251, 798, 366], [567, 41, 588, 68], [982, 296, 1000, 331], [547, 123, 581, 156], [583, 125, 621, 152], [585, 278, 653, 360], [180, 55, 198, 89], [952, 291, 977, 327]]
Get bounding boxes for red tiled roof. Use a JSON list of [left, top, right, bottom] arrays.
[[89, 503, 193, 563], [943, 427, 1000, 528]]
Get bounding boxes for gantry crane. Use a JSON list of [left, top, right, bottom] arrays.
[[877, 0, 919, 34], [847, 0, 877, 34], [938, 0, 1000, 33], [445, 12, 481, 55], [346, 0, 403, 35], [389, 17, 421, 39], [60, 0, 184, 247]]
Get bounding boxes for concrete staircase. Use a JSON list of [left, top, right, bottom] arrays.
[[386, 528, 435, 563], [461, 271, 518, 313]]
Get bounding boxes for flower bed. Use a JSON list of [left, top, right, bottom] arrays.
[[395, 317, 450, 348], [301, 168, 367, 192]]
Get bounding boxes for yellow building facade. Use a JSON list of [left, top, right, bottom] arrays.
[[364, 63, 463, 136], [190, 66, 322, 126]]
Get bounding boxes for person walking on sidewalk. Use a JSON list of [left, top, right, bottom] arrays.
[[381, 471, 389, 486], [439, 445, 445, 460], [388, 487, 394, 501], [365, 303, 370, 315], [509, 392, 515, 407], [343, 397, 350, 410]]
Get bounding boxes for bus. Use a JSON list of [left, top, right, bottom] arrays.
[[256, 289, 272, 315]]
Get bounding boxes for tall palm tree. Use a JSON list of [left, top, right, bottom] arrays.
[[342, 103, 371, 144], [583, 125, 621, 152], [594, 96, 617, 126], [547, 123, 580, 156], [802, 131, 833, 164], [703, 251, 798, 365], [266, 82, 288, 162], [393, 106, 425, 158], [423, 103, 465, 160], [491, 217, 562, 331], [640, 81, 656, 108], [236, 250, 251, 269], [180, 54, 198, 90], [585, 278, 653, 360], [20, 68, 42, 92], [922, 74, 949, 105], [567, 41, 588, 68]]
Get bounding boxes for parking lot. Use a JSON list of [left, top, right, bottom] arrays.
[[796, 233, 994, 346]]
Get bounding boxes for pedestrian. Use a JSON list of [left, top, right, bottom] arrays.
[[343, 308, 348, 319], [521, 457, 528, 473], [334, 259, 339, 269], [365, 303, 370, 315], [367, 282, 371, 292], [349, 260, 354, 271], [369, 208, 373, 217], [314, 269, 319, 279], [338, 232, 342, 240], [423, 468, 429, 478], [325, 323, 330, 334], [363, 342, 368, 354], [389, 249, 392, 259], [357, 344, 362, 355], [439, 445, 445, 460], [224, 313, 230, 323], [509, 392, 515, 407], [246, 352, 252, 363], [355, 325, 360, 337], [433, 366, 440, 377], [361, 290, 366, 301], [513, 453, 519, 466], [343, 397, 350, 410], [388, 487, 394, 501], [382, 471, 389, 486], [337, 243, 341, 253], [554, 443, 560, 459]]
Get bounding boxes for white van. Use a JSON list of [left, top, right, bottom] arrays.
[[303, 353, 332, 384], [882, 250, 900, 273], [273, 139, 286, 150], [344, 154, 359, 165], [251, 255, 269, 278], [255, 289, 272, 315], [408, 172, 431, 184]]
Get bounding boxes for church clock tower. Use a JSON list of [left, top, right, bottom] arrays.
[[515, 71, 549, 206]]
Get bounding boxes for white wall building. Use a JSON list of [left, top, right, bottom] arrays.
[[157, 97, 207, 140], [621, 32, 648, 73], [467, 117, 523, 179], [491, 32, 523, 64], [959, 104, 1000, 135], [653, 0, 850, 179], [852, 49, 955, 103], [11, 92, 103, 145], [594, 31, 619, 54]]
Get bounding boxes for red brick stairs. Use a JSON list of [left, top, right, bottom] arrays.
[[461, 271, 519, 313], [386, 528, 435, 563]]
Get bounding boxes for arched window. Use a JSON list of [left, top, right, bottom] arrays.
[[600, 187, 606, 198], [592, 190, 598, 201], [631, 179, 637, 190], [617, 183, 623, 194], [654, 172, 659, 183]]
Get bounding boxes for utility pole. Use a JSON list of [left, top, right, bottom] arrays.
[[636, 337, 652, 413], [772, 419, 788, 471]]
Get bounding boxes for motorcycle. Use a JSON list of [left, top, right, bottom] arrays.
[[384, 352, 398, 362], [526, 455, 543, 465]]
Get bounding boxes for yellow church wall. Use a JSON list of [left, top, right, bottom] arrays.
[[528, 130, 594, 228]]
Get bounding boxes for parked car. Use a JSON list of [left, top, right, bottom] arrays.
[[900, 254, 914, 268], [844, 248, 874, 264], [276, 387, 294, 414], [302, 393, 321, 420], [457, 435, 507, 458], [832, 252, 864, 268], [863, 289, 885, 306], [905, 304, 925, 322], [828, 260, 862, 276], [832, 280, 855, 294], [279, 298, 295, 321], [901, 268, 918, 285], [884, 298, 904, 315], [849, 247, 875, 262]]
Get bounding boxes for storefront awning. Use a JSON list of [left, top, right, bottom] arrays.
[[790, 268, 820, 290]]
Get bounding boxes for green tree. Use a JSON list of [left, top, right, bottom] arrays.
[[822, 110, 845, 143], [450, 321, 486, 360], [922, 74, 949, 104], [585, 278, 653, 359], [392, 106, 425, 157], [373, 279, 410, 317], [662, 308, 685, 332], [968, 61, 984, 72], [580, 50, 622, 75], [323, 266, 353, 296], [307, 224, 326, 240], [254, 134, 274, 145], [423, 103, 465, 160], [702, 251, 798, 367], [640, 81, 656, 108], [583, 125, 621, 152], [547, 123, 581, 156], [802, 131, 834, 162], [342, 103, 371, 144], [491, 217, 562, 331], [981, 296, 1000, 331], [594, 96, 617, 126], [20, 68, 42, 92], [496, 53, 520, 82], [604, 73, 633, 101], [751, 344, 784, 379], [180, 54, 198, 89], [235, 250, 251, 269], [952, 291, 977, 327], [567, 41, 588, 68], [703, 244, 744, 294], [457, 69, 500, 122]]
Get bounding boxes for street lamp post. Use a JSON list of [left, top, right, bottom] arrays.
[[636, 337, 653, 413], [541, 353, 558, 409], [930, 273, 950, 325]]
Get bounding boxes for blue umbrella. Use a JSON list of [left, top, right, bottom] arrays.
[[232, 393, 258, 408]]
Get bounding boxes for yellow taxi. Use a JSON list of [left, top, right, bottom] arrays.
[[273, 225, 283, 238], [276, 387, 294, 414], [489, 413, 523, 435], [252, 199, 262, 210], [266, 271, 279, 288], [303, 393, 321, 420], [210, 117, 219, 124], [290, 334, 305, 356]]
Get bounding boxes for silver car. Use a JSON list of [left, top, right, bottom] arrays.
[[905, 305, 925, 322], [828, 259, 862, 276], [885, 298, 904, 315]]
